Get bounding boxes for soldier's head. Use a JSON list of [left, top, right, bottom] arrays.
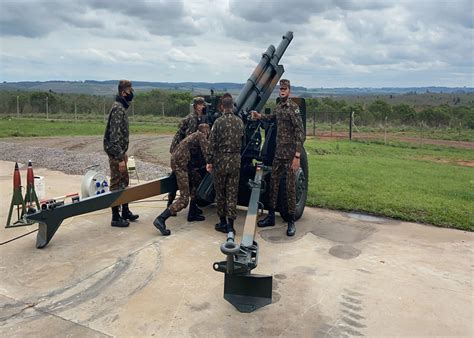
[[193, 97, 206, 116], [118, 80, 134, 102], [279, 79, 290, 101], [198, 123, 210, 137], [222, 93, 233, 113]]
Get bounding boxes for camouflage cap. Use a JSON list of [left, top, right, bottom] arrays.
[[279, 79, 290, 89], [193, 96, 206, 105]]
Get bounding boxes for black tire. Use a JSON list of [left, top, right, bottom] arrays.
[[277, 147, 309, 222]]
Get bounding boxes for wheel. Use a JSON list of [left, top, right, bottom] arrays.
[[277, 147, 309, 222]]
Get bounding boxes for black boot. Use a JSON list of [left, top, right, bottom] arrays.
[[111, 206, 129, 227], [195, 206, 203, 215], [258, 208, 275, 227], [187, 201, 205, 222], [226, 218, 236, 234], [215, 216, 227, 233], [287, 214, 296, 237], [167, 191, 177, 216], [122, 203, 139, 221], [153, 209, 171, 236]]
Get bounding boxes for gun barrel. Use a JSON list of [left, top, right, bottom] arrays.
[[234, 32, 293, 116]]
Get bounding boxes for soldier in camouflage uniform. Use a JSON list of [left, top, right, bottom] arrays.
[[154, 124, 210, 236], [103, 80, 139, 227], [206, 94, 244, 234], [251, 79, 305, 236], [167, 97, 207, 213]]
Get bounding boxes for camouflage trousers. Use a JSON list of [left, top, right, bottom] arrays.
[[108, 157, 129, 191], [270, 158, 296, 215], [169, 160, 192, 215], [213, 156, 240, 220], [188, 168, 202, 200]]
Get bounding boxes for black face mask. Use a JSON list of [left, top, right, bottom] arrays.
[[125, 91, 134, 102]]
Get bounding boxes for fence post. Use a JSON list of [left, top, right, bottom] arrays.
[[16, 96, 20, 118], [74, 103, 77, 122], [46, 96, 49, 120], [420, 120, 424, 148], [313, 110, 316, 136], [349, 109, 353, 141], [103, 100, 106, 123], [384, 115, 387, 145]]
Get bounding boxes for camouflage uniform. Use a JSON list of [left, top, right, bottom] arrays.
[[169, 131, 209, 215], [170, 112, 206, 197], [261, 98, 305, 215], [208, 111, 244, 220], [103, 96, 130, 191]]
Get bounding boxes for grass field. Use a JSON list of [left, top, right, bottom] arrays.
[[1, 118, 472, 231], [305, 138, 473, 231]]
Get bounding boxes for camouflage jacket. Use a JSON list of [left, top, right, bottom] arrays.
[[103, 96, 129, 161], [169, 112, 206, 154], [171, 130, 209, 169], [261, 98, 305, 160], [208, 111, 244, 165]]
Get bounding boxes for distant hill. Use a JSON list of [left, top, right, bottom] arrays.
[[0, 80, 472, 97]]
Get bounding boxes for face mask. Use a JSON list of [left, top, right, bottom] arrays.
[[125, 91, 134, 102]]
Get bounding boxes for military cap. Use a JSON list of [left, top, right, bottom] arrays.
[[279, 79, 290, 89], [193, 96, 206, 105]]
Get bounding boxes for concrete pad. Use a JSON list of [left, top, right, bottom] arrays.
[[0, 160, 472, 336]]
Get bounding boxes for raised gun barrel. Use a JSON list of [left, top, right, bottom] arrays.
[[234, 31, 293, 117]]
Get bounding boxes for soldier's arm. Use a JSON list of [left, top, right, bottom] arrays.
[[107, 108, 126, 161], [199, 133, 210, 164], [169, 118, 188, 153], [207, 121, 219, 165], [290, 104, 305, 155]]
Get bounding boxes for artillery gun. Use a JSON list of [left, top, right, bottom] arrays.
[[197, 31, 309, 312]]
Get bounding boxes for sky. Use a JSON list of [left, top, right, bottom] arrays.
[[0, 0, 473, 88]]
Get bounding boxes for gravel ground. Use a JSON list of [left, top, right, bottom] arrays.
[[0, 141, 170, 180]]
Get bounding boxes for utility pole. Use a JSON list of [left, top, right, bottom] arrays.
[[16, 95, 19, 118], [46, 96, 49, 120]]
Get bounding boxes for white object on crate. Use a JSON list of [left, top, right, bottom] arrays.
[[34, 176, 45, 200]]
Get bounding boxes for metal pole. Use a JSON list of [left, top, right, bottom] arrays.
[[74, 103, 77, 122], [330, 111, 333, 137], [16, 96, 19, 118], [312, 110, 316, 136], [384, 115, 387, 144], [46, 96, 49, 120], [103, 101, 106, 123], [162, 102, 164, 117]]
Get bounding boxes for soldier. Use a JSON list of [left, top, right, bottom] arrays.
[[154, 124, 210, 236], [103, 80, 139, 227], [206, 94, 244, 234], [251, 79, 305, 236], [167, 96, 208, 213]]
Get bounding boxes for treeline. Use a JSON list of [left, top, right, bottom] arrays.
[[0, 90, 473, 128]]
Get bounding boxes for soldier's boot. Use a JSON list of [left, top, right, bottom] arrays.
[[226, 218, 236, 234], [167, 191, 177, 217], [187, 201, 205, 222], [153, 209, 171, 236], [195, 206, 203, 215], [258, 208, 275, 227], [286, 214, 296, 237], [215, 216, 228, 233], [122, 203, 139, 221], [111, 206, 129, 227]]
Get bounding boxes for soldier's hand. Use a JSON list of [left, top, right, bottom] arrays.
[[251, 110, 261, 120], [206, 164, 213, 173], [119, 160, 127, 173], [291, 157, 300, 172]]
